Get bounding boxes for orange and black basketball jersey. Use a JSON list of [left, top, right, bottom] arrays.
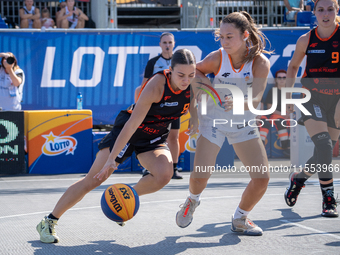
[[301, 24, 340, 95], [129, 69, 191, 146]]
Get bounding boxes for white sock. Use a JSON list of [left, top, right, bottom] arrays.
[[189, 190, 201, 202], [233, 206, 250, 220]]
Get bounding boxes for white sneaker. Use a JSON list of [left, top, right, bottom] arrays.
[[176, 197, 200, 228], [36, 215, 59, 243], [231, 215, 263, 236]]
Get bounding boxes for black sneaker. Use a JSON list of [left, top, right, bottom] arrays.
[[142, 168, 150, 177], [172, 170, 183, 179], [284, 172, 305, 207], [322, 192, 339, 217]]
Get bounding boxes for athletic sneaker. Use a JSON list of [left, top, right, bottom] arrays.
[[36, 215, 59, 243], [284, 172, 305, 207], [231, 215, 263, 236], [172, 170, 183, 179], [176, 197, 200, 228], [321, 192, 339, 217]]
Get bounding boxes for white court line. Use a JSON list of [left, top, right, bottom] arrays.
[[0, 193, 321, 220], [0, 176, 142, 183], [280, 219, 340, 240]]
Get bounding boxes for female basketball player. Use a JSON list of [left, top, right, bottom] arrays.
[[284, 0, 340, 217], [176, 11, 271, 236], [36, 49, 198, 243]]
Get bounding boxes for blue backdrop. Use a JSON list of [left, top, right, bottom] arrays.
[[0, 29, 309, 125]]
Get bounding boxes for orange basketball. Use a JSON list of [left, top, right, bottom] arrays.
[[101, 183, 140, 222]]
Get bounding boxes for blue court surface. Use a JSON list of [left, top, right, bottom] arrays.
[[1, 158, 340, 255]]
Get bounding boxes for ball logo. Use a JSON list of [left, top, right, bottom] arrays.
[[41, 131, 77, 156], [119, 187, 131, 199], [108, 187, 123, 213]]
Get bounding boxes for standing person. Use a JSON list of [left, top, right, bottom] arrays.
[[135, 32, 183, 179], [284, 0, 340, 217], [176, 11, 271, 236], [0, 52, 25, 111], [57, 0, 88, 29], [36, 49, 198, 243], [19, 0, 41, 29], [284, 0, 304, 25], [259, 69, 290, 156]]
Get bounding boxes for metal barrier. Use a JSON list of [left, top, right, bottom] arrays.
[[181, 0, 309, 28], [0, 0, 90, 28]]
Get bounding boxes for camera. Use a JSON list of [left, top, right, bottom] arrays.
[[6, 57, 15, 65]]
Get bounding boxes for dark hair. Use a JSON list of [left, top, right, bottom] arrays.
[[171, 49, 196, 69], [160, 32, 174, 42], [275, 69, 287, 78], [215, 11, 272, 64]]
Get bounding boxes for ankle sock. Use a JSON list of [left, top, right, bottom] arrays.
[[189, 190, 201, 202], [233, 206, 250, 220], [48, 213, 59, 220]]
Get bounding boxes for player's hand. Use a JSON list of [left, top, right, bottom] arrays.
[[223, 96, 233, 112], [94, 159, 117, 181], [286, 104, 294, 114], [185, 116, 198, 136]]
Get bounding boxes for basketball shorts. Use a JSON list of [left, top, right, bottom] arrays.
[[299, 91, 340, 130], [199, 122, 260, 148], [171, 118, 180, 130], [98, 110, 169, 163]]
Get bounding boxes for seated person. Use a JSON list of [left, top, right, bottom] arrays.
[[259, 70, 290, 156], [284, 0, 304, 25], [57, 0, 88, 29], [19, 0, 41, 28], [41, 8, 55, 29], [306, 0, 314, 11], [56, 0, 67, 28]]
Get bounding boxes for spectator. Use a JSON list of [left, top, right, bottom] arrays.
[[56, 0, 67, 28], [259, 70, 290, 156], [284, 0, 304, 25], [57, 0, 88, 29], [41, 8, 55, 29], [0, 52, 25, 111], [19, 0, 41, 28], [306, 0, 315, 11]]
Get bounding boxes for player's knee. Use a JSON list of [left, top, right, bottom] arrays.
[[155, 169, 172, 187], [252, 177, 269, 190], [312, 132, 333, 166]]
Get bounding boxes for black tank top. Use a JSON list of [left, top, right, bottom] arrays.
[[129, 70, 191, 146], [301, 24, 340, 95]]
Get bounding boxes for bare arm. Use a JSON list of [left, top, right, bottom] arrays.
[[286, 33, 309, 91], [57, 9, 71, 21], [31, 8, 41, 20], [94, 75, 165, 180], [75, 8, 89, 21], [284, 0, 303, 11], [245, 54, 270, 111]]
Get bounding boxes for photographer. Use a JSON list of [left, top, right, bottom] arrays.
[[0, 53, 25, 111]]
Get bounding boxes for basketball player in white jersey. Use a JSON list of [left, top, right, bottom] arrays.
[[19, 0, 41, 29], [176, 11, 272, 236]]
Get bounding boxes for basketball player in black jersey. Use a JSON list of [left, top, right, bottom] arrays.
[[285, 0, 340, 217], [135, 32, 183, 179], [36, 49, 198, 243]]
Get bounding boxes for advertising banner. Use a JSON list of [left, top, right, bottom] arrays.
[[0, 111, 25, 174]]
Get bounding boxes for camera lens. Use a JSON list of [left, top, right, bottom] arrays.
[[6, 57, 15, 65]]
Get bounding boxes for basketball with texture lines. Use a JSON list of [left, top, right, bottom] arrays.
[[101, 183, 140, 222]]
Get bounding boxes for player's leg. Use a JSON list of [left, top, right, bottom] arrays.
[[37, 147, 112, 243], [176, 135, 220, 228], [319, 126, 340, 217], [231, 137, 269, 236], [133, 148, 173, 196], [167, 119, 182, 179]]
